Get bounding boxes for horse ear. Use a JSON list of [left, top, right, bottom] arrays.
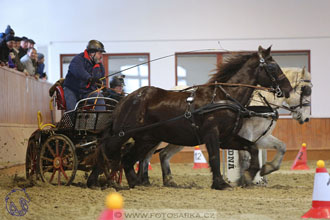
[[302, 66, 306, 77], [265, 45, 272, 56], [258, 46, 264, 58]]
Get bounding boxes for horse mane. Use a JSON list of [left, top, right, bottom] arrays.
[[207, 52, 257, 83]]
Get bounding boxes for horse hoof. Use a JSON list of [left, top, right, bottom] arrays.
[[238, 172, 253, 187], [127, 179, 137, 188], [140, 179, 151, 186], [211, 181, 231, 190], [163, 175, 178, 187], [88, 185, 100, 190], [87, 180, 98, 189], [164, 180, 178, 187], [260, 162, 277, 176]]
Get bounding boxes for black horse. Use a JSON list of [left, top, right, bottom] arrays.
[[87, 46, 293, 190]]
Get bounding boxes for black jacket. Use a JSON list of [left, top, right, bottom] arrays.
[[0, 41, 12, 63]]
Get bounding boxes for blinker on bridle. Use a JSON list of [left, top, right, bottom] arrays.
[[258, 57, 284, 97]]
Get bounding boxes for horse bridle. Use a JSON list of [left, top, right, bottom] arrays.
[[289, 79, 312, 111], [258, 56, 286, 97]]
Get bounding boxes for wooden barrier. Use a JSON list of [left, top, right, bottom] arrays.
[[150, 118, 330, 163], [0, 67, 53, 169]]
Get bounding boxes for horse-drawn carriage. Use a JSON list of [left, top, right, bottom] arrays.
[[25, 84, 123, 186], [25, 46, 311, 190]]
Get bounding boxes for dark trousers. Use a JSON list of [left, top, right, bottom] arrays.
[[63, 87, 105, 111]]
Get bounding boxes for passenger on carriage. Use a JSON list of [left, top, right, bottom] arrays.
[[103, 75, 125, 101], [63, 40, 106, 111]]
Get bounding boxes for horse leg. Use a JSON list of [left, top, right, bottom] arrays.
[[238, 150, 250, 180], [160, 144, 184, 187], [87, 135, 129, 188], [87, 167, 103, 188], [122, 139, 159, 188], [204, 131, 231, 190], [87, 146, 106, 188], [137, 144, 159, 186], [258, 135, 286, 176], [238, 144, 260, 187]]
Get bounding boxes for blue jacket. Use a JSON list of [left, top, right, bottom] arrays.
[[63, 50, 105, 96]]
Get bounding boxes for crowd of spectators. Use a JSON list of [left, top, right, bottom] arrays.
[[0, 25, 47, 80]]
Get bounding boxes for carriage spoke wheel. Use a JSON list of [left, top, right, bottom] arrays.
[[26, 138, 39, 180], [109, 167, 123, 184], [39, 134, 77, 186]]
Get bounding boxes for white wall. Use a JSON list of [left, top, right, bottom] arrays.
[[1, 0, 330, 117]]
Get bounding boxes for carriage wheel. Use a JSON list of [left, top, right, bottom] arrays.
[[26, 138, 39, 180], [109, 168, 123, 184], [39, 134, 78, 186]]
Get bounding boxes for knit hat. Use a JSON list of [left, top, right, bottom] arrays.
[[4, 25, 14, 36], [5, 34, 15, 42], [21, 36, 28, 42], [14, 36, 22, 42], [28, 39, 35, 44], [37, 53, 44, 61]]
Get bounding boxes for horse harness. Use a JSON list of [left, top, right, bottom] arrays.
[[183, 85, 278, 145], [117, 56, 284, 143]]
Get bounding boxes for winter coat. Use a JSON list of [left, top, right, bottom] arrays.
[[18, 47, 27, 59], [12, 49, 24, 71], [103, 88, 124, 102], [0, 40, 12, 63], [63, 50, 105, 96], [20, 54, 36, 76]]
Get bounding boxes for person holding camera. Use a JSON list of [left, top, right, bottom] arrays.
[[63, 40, 106, 111]]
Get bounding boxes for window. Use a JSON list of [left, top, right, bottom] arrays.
[[175, 50, 311, 115], [60, 53, 150, 94], [176, 53, 220, 86], [272, 51, 310, 70], [107, 54, 150, 93], [60, 54, 75, 78]]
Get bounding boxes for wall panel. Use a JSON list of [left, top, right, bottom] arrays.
[[0, 67, 53, 168], [0, 67, 52, 124]]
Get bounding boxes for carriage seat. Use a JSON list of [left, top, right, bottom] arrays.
[[54, 85, 66, 110], [49, 78, 66, 110]]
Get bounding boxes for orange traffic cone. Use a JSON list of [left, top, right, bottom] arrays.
[[135, 161, 152, 172], [302, 160, 330, 219], [193, 146, 209, 169], [99, 192, 124, 220], [291, 143, 310, 170]]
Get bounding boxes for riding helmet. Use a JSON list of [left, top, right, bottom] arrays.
[[86, 40, 106, 53]]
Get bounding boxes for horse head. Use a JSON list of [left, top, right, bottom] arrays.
[[284, 67, 312, 124], [256, 46, 293, 98]]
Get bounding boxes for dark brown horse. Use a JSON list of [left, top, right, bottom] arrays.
[[87, 46, 293, 190]]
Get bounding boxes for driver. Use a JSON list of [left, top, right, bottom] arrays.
[[63, 40, 106, 111]]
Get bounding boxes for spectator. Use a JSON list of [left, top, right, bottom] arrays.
[[36, 53, 46, 79], [63, 40, 106, 111], [18, 36, 28, 59], [20, 48, 38, 77], [11, 36, 24, 71], [0, 25, 15, 41], [0, 35, 15, 66], [27, 39, 35, 49]]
